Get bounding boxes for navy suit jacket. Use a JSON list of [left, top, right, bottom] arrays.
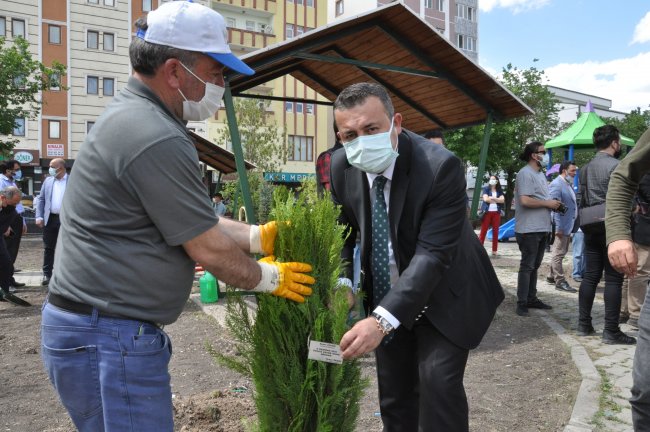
[[330, 130, 504, 350]]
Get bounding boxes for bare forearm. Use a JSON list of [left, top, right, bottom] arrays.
[[215, 216, 253, 252], [519, 195, 553, 209]]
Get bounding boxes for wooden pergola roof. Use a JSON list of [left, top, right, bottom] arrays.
[[190, 131, 255, 174], [226, 2, 532, 133]]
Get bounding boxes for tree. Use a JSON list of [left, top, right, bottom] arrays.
[[215, 97, 286, 173], [447, 62, 560, 216], [0, 37, 66, 153], [608, 107, 650, 143]]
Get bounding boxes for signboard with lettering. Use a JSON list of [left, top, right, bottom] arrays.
[[263, 172, 315, 183], [10, 149, 40, 166], [46, 144, 65, 157]]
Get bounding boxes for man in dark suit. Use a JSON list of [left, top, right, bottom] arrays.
[[332, 83, 504, 431]]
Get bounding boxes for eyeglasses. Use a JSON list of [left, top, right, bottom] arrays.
[[535, 150, 547, 155]]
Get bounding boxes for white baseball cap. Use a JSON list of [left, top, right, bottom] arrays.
[[138, 0, 254, 76]]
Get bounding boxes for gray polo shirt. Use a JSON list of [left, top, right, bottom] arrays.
[[50, 77, 217, 324], [515, 164, 551, 234]]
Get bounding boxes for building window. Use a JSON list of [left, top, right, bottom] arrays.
[[0, 17, 6, 37], [285, 24, 294, 39], [335, 0, 344, 16], [288, 135, 313, 162], [49, 120, 61, 139], [306, 103, 314, 114], [13, 74, 26, 89], [467, 7, 475, 21], [12, 19, 25, 38], [86, 121, 95, 134], [87, 76, 99, 94], [306, 0, 313, 6], [13, 118, 25, 136], [425, 0, 433, 8], [295, 0, 303, 5], [87, 30, 99, 49], [246, 20, 255, 31], [48, 25, 61, 44], [285, 101, 293, 113], [296, 26, 304, 36], [88, 0, 99, 3], [226, 18, 236, 28], [103, 77, 114, 96], [142, 0, 152, 11], [295, 102, 303, 114], [49, 73, 61, 91], [104, 0, 115, 6], [457, 34, 476, 52], [103, 32, 114, 51]]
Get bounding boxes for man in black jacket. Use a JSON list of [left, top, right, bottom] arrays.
[[331, 82, 504, 432]]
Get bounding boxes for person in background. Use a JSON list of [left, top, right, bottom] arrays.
[[605, 127, 650, 428], [40, 3, 315, 431], [0, 186, 29, 306], [424, 129, 445, 146], [514, 141, 562, 317], [577, 125, 634, 344], [315, 138, 343, 195], [572, 229, 586, 282], [330, 82, 503, 432], [478, 174, 504, 256], [35, 158, 68, 286], [0, 160, 27, 289], [211, 192, 226, 216], [546, 160, 579, 293]]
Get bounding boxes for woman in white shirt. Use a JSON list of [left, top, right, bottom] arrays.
[[478, 175, 505, 256]]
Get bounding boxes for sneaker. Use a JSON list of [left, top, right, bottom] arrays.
[[577, 325, 596, 336], [620, 314, 630, 324], [555, 280, 578, 293], [546, 276, 555, 284], [572, 276, 583, 283], [516, 305, 529, 317], [602, 330, 636, 345], [628, 318, 639, 329], [41, 277, 50, 286], [527, 299, 552, 310]]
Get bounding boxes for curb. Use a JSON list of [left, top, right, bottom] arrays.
[[504, 287, 599, 432]]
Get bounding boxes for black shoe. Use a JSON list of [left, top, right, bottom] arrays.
[[42, 277, 50, 286], [546, 276, 555, 284], [577, 325, 595, 336], [13, 268, 21, 273], [602, 330, 636, 345], [516, 305, 529, 317], [620, 314, 630, 324], [11, 281, 25, 288], [555, 280, 577, 293], [628, 318, 639, 329], [527, 299, 552, 310]]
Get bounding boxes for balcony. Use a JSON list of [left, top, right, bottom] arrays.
[[228, 27, 276, 51]]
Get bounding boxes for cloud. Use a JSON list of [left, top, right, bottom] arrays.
[[480, 0, 550, 14], [544, 52, 650, 112], [631, 11, 650, 45]]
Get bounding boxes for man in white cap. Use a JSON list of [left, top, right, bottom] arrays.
[[40, 2, 315, 431]]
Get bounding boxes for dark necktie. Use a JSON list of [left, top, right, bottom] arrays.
[[372, 175, 391, 305]]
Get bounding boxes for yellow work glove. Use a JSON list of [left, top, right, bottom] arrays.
[[253, 256, 315, 303], [249, 221, 278, 256]]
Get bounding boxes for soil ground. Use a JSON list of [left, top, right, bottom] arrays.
[[0, 236, 580, 431]]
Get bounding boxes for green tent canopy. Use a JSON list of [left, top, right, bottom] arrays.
[[546, 109, 635, 149]]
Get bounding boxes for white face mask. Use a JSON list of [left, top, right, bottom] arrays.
[[343, 117, 398, 174], [178, 62, 225, 121], [49, 167, 58, 177], [489, 179, 498, 186]]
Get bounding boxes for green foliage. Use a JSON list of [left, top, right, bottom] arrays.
[[608, 107, 650, 143], [446, 61, 560, 215], [215, 97, 286, 173], [0, 37, 67, 153], [217, 181, 366, 431], [221, 172, 277, 223]]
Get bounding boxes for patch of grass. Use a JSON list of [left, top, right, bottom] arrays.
[[591, 366, 624, 429]]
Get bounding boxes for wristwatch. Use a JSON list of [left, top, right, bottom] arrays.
[[371, 312, 394, 336]]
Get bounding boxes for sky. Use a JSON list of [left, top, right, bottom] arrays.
[[478, 0, 650, 113]]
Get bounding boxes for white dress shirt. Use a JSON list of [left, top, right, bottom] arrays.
[[50, 174, 68, 214]]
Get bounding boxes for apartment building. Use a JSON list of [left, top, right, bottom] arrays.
[[329, 0, 479, 62]]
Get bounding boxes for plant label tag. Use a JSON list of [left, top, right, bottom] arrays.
[[308, 340, 343, 364]]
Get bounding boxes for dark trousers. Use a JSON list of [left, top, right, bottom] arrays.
[[43, 214, 60, 278], [375, 319, 469, 432], [0, 236, 14, 293], [5, 214, 23, 264], [578, 231, 624, 332], [515, 232, 548, 306]]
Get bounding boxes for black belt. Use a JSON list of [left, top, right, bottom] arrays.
[[48, 292, 160, 328]]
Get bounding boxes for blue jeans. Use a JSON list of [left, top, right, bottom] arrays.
[[572, 231, 585, 278], [515, 232, 548, 306], [632, 282, 650, 429], [41, 301, 173, 432]]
